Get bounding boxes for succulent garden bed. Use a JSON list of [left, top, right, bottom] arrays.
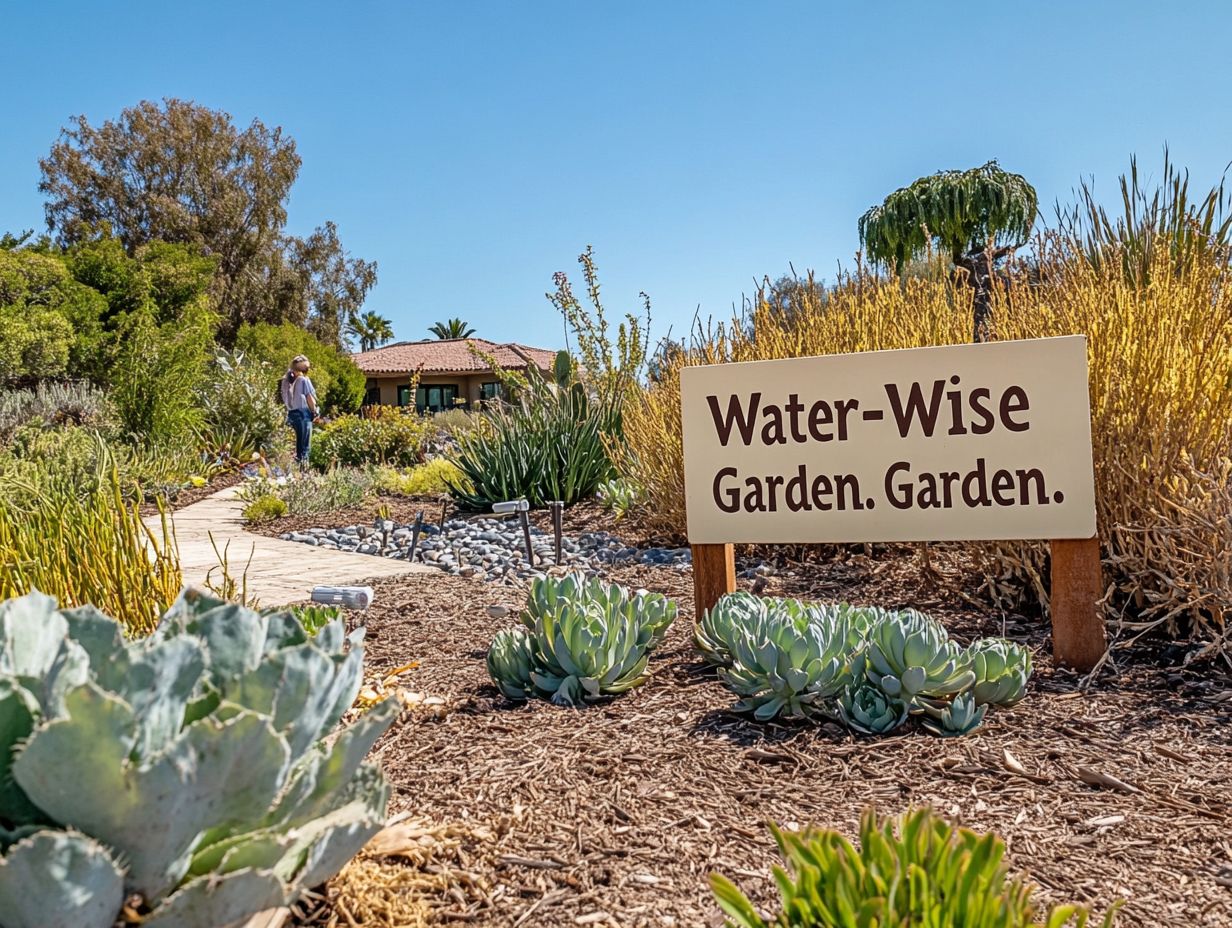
[[313, 550, 1231, 927]]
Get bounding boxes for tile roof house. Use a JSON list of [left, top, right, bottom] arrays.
[[351, 338, 559, 411]]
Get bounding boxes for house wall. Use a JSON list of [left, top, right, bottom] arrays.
[[365, 373, 504, 410]]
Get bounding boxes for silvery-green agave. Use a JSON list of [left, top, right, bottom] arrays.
[[696, 592, 767, 667], [864, 610, 975, 704], [486, 628, 537, 701], [487, 573, 676, 706], [922, 691, 987, 737], [0, 588, 397, 928], [838, 682, 910, 735], [966, 639, 1032, 707], [718, 604, 851, 721]]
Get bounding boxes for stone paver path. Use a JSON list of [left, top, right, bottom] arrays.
[[147, 485, 429, 606]]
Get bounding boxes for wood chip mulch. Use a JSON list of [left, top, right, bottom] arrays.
[[315, 547, 1232, 928]]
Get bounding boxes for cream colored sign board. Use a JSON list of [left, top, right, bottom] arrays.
[[681, 335, 1096, 543]]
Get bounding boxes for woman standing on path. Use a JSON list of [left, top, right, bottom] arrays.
[[281, 355, 321, 467]]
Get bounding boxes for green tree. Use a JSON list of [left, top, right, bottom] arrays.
[[234, 321, 365, 414], [38, 98, 377, 345], [859, 161, 1037, 341], [290, 221, 378, 346], [428, 318, 475, 339], [346, 310, 395, 352]]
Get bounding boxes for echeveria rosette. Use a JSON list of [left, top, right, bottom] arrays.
[[921, 691, 987, 737], [0, 588, 397, 928], [838, 682, 910, 735], [492, 573, 674, 706], [864, 610, 975, 705], [965, 639, 1032, 707], [718, 604, 853, 721]]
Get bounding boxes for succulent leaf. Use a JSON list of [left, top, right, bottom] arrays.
[[0, 829, 124, 928]]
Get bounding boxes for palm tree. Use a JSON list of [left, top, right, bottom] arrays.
[[429, 318, 476, 339], [347, 311, 395, 352]]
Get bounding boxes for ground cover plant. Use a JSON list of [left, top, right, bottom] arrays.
[[698, 592, 1030, 735], [487, 572, 676, 704], [711, 807, 1119, 927], [0, 588, 397, 928]]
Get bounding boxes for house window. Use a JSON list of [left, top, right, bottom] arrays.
[[480, 381, 502, 402], [365, 386, 381, 406], [397, 385, 413, 407], [414, 384, 460, 412]]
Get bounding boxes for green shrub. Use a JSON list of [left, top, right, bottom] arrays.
[[432, 407, 480, 437], [0, 587, 397, 928], [0, 463, 181, 635], [235, 321, 366, 414], [199, 349, 286, 452], [487, 573, 676, 705], [243, 495, 289, 523], [310, 408, 430, 470], [711, 808, 1120, 928], [0, 304, 75, 382], [109, 307, 212, 444], [373, 458, 470, 497]]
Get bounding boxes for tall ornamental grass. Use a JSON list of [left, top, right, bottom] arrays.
[[0, 466, 181, 636], [621, 239, 1232, 650]]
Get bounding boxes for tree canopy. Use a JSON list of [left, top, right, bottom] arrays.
[[859, 161, 1037, 269], [346, 310, 395, 352], [38, 98, 376, 346], [859, 161, 1038, 341]]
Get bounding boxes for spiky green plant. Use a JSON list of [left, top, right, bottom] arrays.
[[966, 639, 1033, 707], [0, 588, 396, 928], [487, 573, 676, 706], [863, 610, 975, 705], [859, 161, 1038, 340], [710, 808, 1121, 928]]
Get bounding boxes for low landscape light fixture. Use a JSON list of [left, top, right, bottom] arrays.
[[492, 499, 535, 564], [311, 585, 374, 610]]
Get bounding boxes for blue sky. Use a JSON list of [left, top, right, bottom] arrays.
[[3, 1, 1231, 351]]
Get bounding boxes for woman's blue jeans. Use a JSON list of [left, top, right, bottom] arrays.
[[288, 409, 313, 464]]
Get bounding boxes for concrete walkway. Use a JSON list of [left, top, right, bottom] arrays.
[[148, 485, 429, 606]]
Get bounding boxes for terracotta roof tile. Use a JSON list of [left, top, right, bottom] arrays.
[[351, 338, 558, 375]]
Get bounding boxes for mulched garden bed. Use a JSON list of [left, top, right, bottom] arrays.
[[314, 546, 1232, 927]]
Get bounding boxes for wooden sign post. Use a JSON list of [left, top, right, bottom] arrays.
[[681, 336, 1106, 672]]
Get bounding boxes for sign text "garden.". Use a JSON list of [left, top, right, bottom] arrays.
[[679, 336, 1096, 543]]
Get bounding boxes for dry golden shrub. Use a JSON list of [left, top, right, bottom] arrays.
[[621, 241, 1232, 646]]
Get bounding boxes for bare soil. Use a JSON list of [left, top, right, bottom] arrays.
[[315, 545, 1232, 928]]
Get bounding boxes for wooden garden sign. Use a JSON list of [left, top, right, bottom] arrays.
[[680, 335, 1105, 670]]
